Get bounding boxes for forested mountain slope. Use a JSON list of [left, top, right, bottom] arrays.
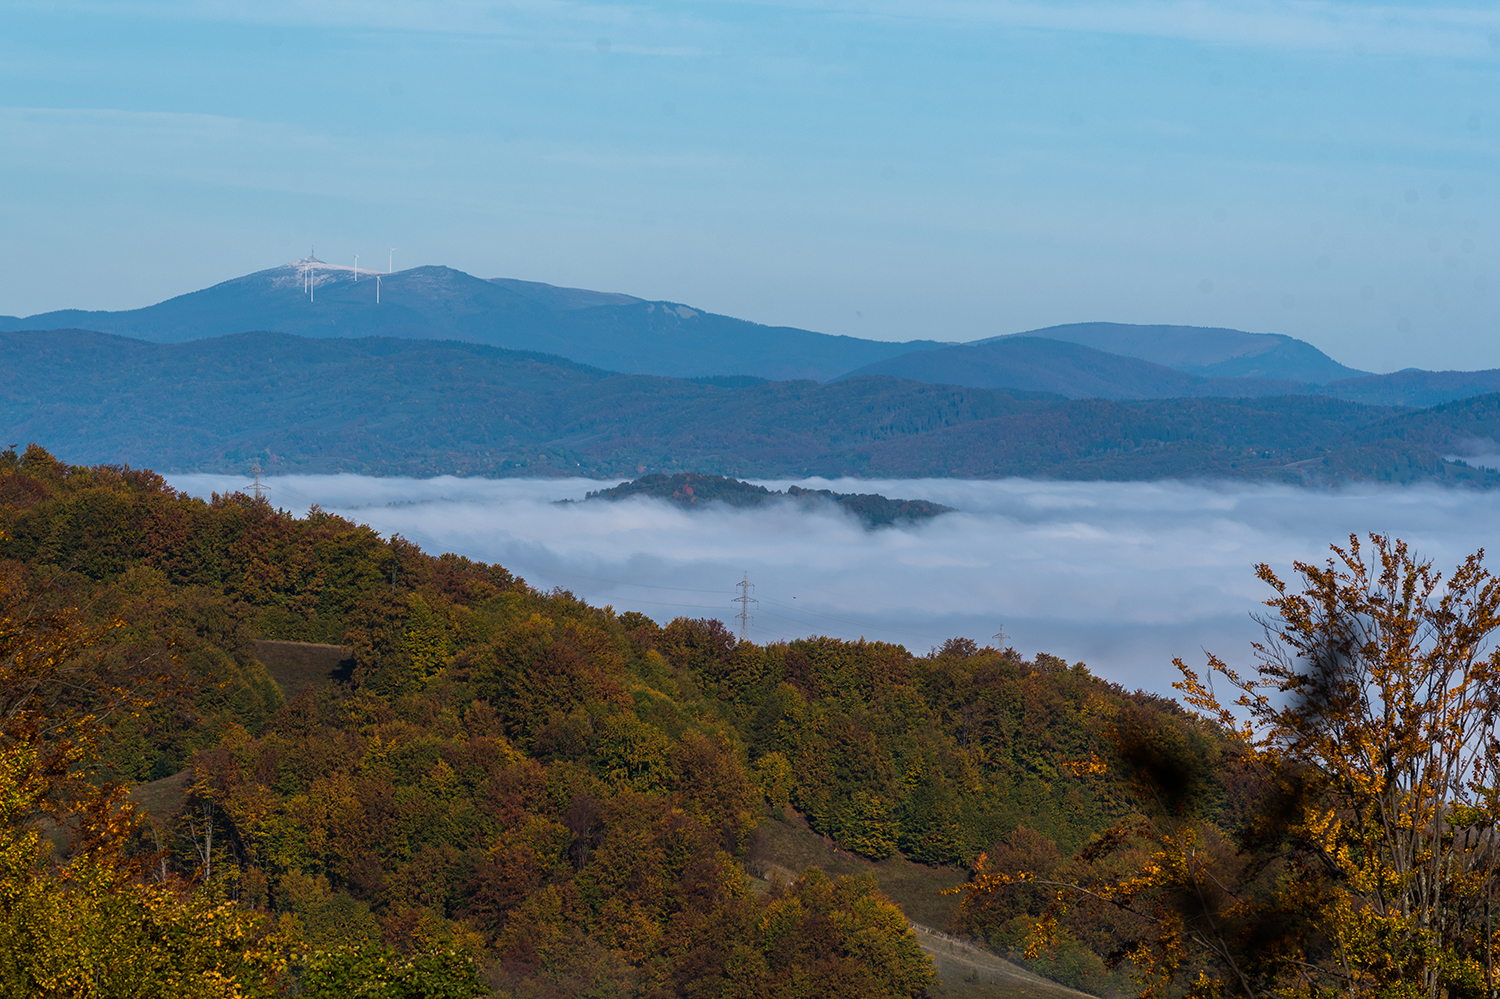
[[1321, 367, 1500, 407], [6, 328, 1498, 486], [838, 336, 1313, 400], [0, 446, 1216, 996]]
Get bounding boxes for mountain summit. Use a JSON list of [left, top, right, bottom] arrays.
[[0, 260, 941, 382], [991, 322, 1368, 383], [2, 262, 1406, 394]]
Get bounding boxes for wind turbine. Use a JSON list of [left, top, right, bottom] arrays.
[[354, 254, 359, 281], [376, 274, 381, 304], [388, 248, 395, 274]]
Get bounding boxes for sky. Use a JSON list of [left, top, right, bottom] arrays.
[[167, 473, 1500, 694], [3, 1, 1499, 372]]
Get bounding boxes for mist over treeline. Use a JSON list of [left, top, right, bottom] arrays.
[[167, 470, 1500, 693]]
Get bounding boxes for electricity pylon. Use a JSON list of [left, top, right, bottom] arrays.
[[249, 459, 269, 501], [732, 572, 757, 642]]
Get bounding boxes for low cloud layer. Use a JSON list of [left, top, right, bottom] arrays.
[[167, 473, 1500, 694]]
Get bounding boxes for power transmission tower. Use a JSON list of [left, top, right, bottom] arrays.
[[732, 572, 757, 642], [248, 459, 269, 501]]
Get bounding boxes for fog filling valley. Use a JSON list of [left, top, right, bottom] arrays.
[[166, 474, 1500, 693]]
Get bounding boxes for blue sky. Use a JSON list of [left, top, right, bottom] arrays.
[[2, 1, 1498, 371]]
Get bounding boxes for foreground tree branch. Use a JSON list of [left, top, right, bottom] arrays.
[[955, 533, 1500, 999]]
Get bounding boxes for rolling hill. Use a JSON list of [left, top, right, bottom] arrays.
[[1321, 368, 1500, 408], [992, 321, 1368, 382], [5, 328, 1497, 486], [837, 336, 1312, 400], [581, 472, 953, 526], [844, 329, 1500, 409]]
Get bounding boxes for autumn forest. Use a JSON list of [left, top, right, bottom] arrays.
[[5, 445, 1500, 999]]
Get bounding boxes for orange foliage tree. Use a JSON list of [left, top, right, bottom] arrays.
[[957, 534, 1500, 999]]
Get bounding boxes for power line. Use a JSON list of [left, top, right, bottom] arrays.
[[208, 478, 951, 645], [363, 520, 945, 643], [251, 481, 707, 592], [261, 481, 712, 584], [605, 598, 726, 611], [388, 522, 940, 644], [759, 596, 922, 638], [367, 525, 724, 595], [753, 605, 944, 650]]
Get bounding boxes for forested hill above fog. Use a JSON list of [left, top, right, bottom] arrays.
[[6, 328, 1500, 486], [580, 472, 953, 526]]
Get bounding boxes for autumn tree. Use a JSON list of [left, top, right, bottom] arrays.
[[0, 531, 261, 997], [958, 534, 1500, 998], [0, 522, 488, 998]]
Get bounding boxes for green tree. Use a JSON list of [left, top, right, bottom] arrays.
[[0, 535, 261, 998]]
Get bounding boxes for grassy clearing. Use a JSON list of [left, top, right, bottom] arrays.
[[747, 812, 1092, 998], [747, 810, 967, 928], [127, 768, 192, 825], [252, 639, 354, 696], [128, 768, 192, 816]]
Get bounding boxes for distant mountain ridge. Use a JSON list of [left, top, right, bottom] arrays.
[[8, 260, 1500, 407], [993, 322, 1368, 383], [0, 259, 941, 382], [845, 328, 1500, 409], [839, 337, 1315, 400], [1319, 369, 1500, 408], [0, 260, 1371, 390], [6, 328, 1499, 488]]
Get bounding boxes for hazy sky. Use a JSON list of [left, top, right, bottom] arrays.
[[4, 1, 1499, 371], [167, 474, 1500, 693]]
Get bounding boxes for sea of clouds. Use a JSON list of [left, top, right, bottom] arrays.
[[166, 473, 1500, 695]]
